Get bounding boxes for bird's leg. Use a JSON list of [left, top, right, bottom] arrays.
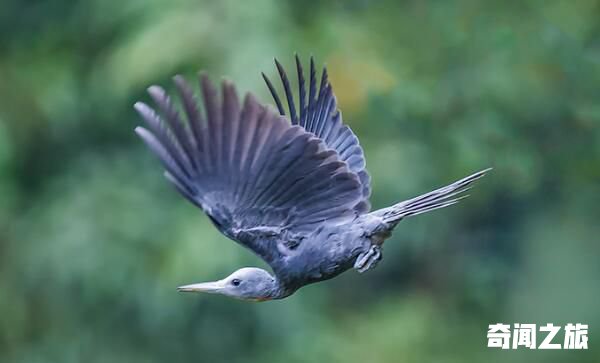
[[354, 245, 382, 273]]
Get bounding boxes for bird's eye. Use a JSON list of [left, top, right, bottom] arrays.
[[231, 278, 241, 286]]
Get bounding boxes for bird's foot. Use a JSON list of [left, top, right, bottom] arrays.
[[354, 245, 382, 273]]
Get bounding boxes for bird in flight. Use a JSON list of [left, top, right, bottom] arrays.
[[134, 55, 490, 302]]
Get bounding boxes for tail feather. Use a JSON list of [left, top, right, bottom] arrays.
[[373, 168, 491, 224]]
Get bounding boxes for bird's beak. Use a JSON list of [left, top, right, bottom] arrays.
[[177, 281, 224, 293]]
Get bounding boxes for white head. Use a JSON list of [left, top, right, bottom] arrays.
[[177, 267, 280, 301]]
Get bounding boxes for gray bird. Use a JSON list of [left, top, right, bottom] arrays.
[[134, 56, 490, 302]]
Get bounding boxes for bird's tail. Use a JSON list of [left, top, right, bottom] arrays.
[[372, 168, 491, 225]]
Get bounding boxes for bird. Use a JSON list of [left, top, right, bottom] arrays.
[[134, 55, 490, 302]]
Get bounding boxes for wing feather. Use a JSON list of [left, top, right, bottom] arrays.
[[263, 55, 372, 213], [135, 75, 364, 267]]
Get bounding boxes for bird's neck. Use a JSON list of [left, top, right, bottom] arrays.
[[264, 275, 295, 300]]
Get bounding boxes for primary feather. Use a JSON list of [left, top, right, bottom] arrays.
[[134, 74, 364, 269], [262, 55, 371, 213]]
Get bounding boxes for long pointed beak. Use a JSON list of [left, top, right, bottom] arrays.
[[177, 281, 224, 293]]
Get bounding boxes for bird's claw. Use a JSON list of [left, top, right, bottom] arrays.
[[354, 245, 382, 273]]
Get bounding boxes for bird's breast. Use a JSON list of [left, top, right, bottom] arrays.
[[278, 225, 367, 285]]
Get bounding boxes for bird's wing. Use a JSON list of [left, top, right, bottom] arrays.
[[135, 74, 364, 267], [262, 55, 371, 213]]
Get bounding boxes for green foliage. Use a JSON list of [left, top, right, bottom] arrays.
[[1, 0, 599, 362]]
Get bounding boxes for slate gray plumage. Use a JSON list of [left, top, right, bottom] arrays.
[[134, 56, 490, 301]]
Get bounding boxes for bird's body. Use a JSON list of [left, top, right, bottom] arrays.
[[264, 217, 370, 297], [135, 55, 489, 301], [200, 199, 380, 299]]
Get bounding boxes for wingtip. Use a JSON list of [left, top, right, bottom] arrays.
[[243, 91, 259, 106], [172, 74, 185, 84], [133, 125, 146, 136], [133, 101, 148, 113], [198, 72, 217, 93], [221, 77, 234, 87], [147, 85, 165, 98], [197, 71, 210, 84], [274, 58, 285, 75]]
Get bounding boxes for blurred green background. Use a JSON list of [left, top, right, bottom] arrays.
[[1, 0, 599, 362]]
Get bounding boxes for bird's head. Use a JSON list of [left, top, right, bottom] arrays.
[[177, 267, 280, 301]]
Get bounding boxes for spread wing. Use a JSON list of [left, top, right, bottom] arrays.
[[262, 55, 371, 213], [134, 74, 364, 267]]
